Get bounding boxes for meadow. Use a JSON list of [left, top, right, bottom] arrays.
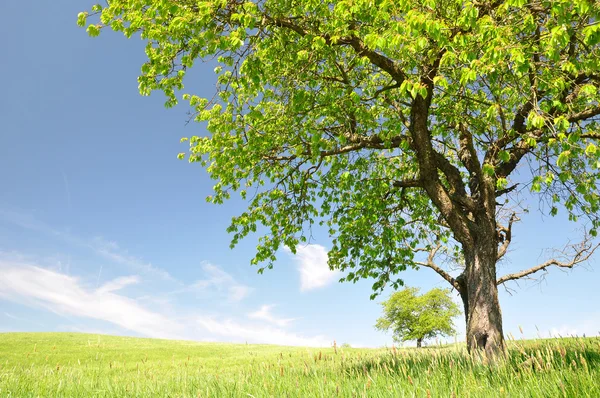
[[0, 332, 599, 397]]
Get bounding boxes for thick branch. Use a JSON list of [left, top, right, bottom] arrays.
[[495, 183, 519, 197], [410, 53, 473, 244], [393, 179, 423, 188], [458, 123, 483, 195], [497, 213, 518, 260], [568, 106, 600, 123], [431, 151, 477, 212], [264, 133, 408, 163], [497, 241, 600, 285], [267, 17, 406, 83]]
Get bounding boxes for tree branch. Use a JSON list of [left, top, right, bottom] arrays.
[[568, 106, 600, 123], [393, 179, 423, 188], [497, 213, 518, 260], [409, 52, 473, 244], [267, 17, 406, 83], [458, 123, 482, 196], [495, 183, 519, 197], [497, 239, 600, 285], [415, 242, 462, 292]]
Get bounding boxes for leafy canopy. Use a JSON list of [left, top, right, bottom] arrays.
[[375, 287, 461, 343], [80, 0, 600, 295]]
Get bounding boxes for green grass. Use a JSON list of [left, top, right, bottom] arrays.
[[0, 332, 599, 397]]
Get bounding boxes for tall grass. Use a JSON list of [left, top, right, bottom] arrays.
[[0, 332, 599, 397]]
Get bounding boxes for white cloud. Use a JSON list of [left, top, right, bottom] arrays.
[[549, 326, 580, 338], [89, 237, 174, 281], [196, 316, 331, 347], [549, 316, 600, 338], [288, 244, 339, 291], [0, 255, 335, 347], [0, 208, 174, 281], [0, 260, 183, 339], [247, 304, 297, 327], [3, 312, 35, 323], [96, 275, 140, 295], [192, 262, 252, 302]]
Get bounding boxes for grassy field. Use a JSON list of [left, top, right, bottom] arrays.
[[0, 332, 599, 397]]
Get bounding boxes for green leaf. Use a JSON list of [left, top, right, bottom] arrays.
[[433, 76, 448, 88], [557, 151, 570, 167], [483, 163, 495, 177], [528, 112, 545, 129], [531, 176, 542, 193], [77, 12, 88, 27], [585, 143, 597, 157], [498, 150, 510, 163], [410, 84, 419, 99], [86, 24, 100, 37], [497, 177, 508, 190]]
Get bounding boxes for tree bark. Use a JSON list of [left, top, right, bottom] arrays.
[[416, 337, 423, 348], [461, 237, 505, 357]]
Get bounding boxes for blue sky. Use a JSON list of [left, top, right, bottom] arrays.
[[0, 1, 598, 347]]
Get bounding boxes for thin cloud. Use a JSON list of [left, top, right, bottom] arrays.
[[549, 315, 600, 338], [196, 316, 331, 347], [247, 304, 297, 327], [3, 311, 42, 325], [89, 237, 174, 281], [0, 260, 183, 339], [0, 208, 174, 281], [0, 255, 334, 347], [96, 275, 140, 295], [192, 262, 252, 302], [288, 244, 340, 291]]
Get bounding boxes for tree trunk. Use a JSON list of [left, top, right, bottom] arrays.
[[461, 238, 505, 357], [416, 338, 423, 348]]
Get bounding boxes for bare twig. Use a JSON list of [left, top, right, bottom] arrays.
[[415, 242, 462, 291], [497, 238, 599, 285]]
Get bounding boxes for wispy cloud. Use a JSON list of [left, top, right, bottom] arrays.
[[96, 275, 140, 295], [0, 208, 174, 281], [196, 316, 331, 347], [0, 255, 334, 346], [247, 304, 297, 327], [0, 259, 183, 339], [191, 262, 252, 302], [288, 244, 339, 291], [3, 311, 42, 325], [89, 237, 174, 281]]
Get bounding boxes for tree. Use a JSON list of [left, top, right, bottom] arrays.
[[375, 287, 461, 348], [80, 0, 600, 356]]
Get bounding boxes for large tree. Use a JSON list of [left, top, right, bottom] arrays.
[[80, 0, 600, 356]]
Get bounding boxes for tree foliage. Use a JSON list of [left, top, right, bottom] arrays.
[[375, 287, 461, 346], [81, 0, 600, 353]]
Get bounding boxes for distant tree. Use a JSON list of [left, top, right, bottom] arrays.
[[81, 0, 600, 356], [375, 288, 460, 348]]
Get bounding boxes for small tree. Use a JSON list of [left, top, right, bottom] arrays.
[[376, 287, 460, 348]]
